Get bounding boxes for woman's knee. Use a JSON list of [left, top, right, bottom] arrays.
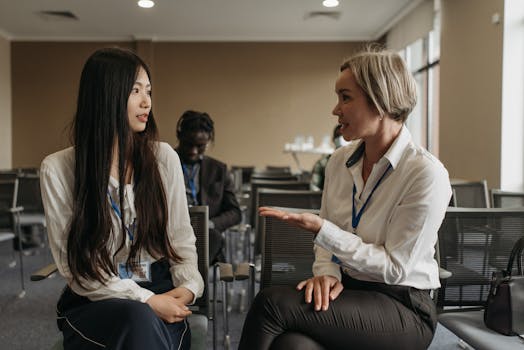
[[271, 332, 325, 350], [115, 299, 160, 327], [256, 286, 302, 310]]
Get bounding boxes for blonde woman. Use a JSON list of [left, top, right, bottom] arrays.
[[239, 46, 451, 350]]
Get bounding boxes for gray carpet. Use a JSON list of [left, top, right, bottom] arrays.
[[0, 242, 62, 350], [0, 242, 462, 350]]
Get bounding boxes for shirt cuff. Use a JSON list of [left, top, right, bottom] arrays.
[[179, 281, 201, 305], [137, 288, 155, 303]]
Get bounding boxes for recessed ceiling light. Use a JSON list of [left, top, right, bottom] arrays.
[[138, 0, 155, 9], [322, 0, 339, 8]]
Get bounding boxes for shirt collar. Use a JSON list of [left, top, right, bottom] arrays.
[[383, 125, 411, 169], [345, 141, 365, 168], [345, 124, 412, 170]]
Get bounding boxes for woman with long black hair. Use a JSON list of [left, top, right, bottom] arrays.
[[40, 47, 203, 350]]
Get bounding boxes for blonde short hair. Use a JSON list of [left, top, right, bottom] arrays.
[[340, 45, 417, 123]]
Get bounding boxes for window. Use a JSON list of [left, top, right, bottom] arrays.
[[399, 29, 440, 154]]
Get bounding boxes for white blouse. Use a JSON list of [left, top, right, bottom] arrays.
[[40, 142, 204, 303], [314, 126, 451, 290]]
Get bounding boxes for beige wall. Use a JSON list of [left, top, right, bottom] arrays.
[[439, 0, 504, 188], [11, 42, 133, 168], [0, 34, 11, 169], [10, 2, 509, 186], [11, 41, 362, 171]]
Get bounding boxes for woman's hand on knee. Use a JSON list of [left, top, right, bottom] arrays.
[[297, 275, 343, 311], [146, 294, 192, 323]]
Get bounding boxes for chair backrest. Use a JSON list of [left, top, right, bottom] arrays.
[[254, 189, 322, 257], [450, 179, 490, 208], [264, 165, 291, 173], [260, 207, 319, 290], [251, 166, 296, 182], [250, 172, 298, 182], [490, 189, 524, 208], [0, 171, 18, 181], [16, 173, 44, 213], [231, 166, 255, 186], [188, 205, 210, 317], [0, 179, 18, 209], [257, 188, 322, 210], [0, 179, 18, 229], [249, 179, 310, 228], [437, 207, 524, 308]]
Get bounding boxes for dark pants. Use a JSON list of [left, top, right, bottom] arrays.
[[239, 273, 437, 350], [57, 261, 191, 350], [209, 228, 225, 264]]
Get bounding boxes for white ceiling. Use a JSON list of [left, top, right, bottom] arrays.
[[0, 0, 422, 42]]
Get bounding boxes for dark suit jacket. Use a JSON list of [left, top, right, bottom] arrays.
[[199, 156, 241, 232]]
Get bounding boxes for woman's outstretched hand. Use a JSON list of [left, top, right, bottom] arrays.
[[258, 206, 323, 234]]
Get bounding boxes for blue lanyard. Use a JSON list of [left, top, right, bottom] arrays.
[[107, 191, 136, 242], [182, 164, 198, 205], [352, 163, 392, 229]]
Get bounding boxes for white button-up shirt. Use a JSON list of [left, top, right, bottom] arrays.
[[40, 142, 204, 303], [314, 126, 451, 290]]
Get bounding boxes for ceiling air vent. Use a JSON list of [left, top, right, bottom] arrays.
[[37, 10, 79, 21], [304, 11, 341, 20]]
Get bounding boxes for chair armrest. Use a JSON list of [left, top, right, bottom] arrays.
[[234, 262, 254, 280], [439, 267, 452, 280], [9, 206, 24, 213], [31, 263, 58, 281], [215, 262, 234, 282]]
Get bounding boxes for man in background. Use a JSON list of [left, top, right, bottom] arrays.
[[175, 110, 241, 264], [310, 124, 347, 191]]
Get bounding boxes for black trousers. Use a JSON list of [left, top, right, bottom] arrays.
[[239, 273, 437, 350], [209, 227, 225, 264], [56, 260, 191, 350]]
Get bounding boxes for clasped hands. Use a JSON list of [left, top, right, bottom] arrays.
[[146, 286, 194, 323], [259, 207, 342, 311]]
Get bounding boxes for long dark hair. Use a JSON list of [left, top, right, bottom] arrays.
[[68, 47, 181, 287]]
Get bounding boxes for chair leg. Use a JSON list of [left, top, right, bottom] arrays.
[[15, 234, 26, 298], [212, 265, 218, 350], [222, 281, 230, 350], [15, 214, 26, 298]]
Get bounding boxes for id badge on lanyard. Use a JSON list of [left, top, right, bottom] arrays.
[[118, 261, 152, 282], [107, 191, 152, 282]]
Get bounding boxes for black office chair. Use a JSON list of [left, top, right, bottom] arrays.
[[234, 207, 319, 314], [450, 179, 490, 208], [490, 189, 524, 208], [16, 173, 47, 248], [188, 205, 234, 350], [0, 178, 25, 298], [254, 188, 322, 264], [437, 207, 524, 307], [436, 208, 524, 350], [248, 179, 310, 248], [260, 207, 319, 290]]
